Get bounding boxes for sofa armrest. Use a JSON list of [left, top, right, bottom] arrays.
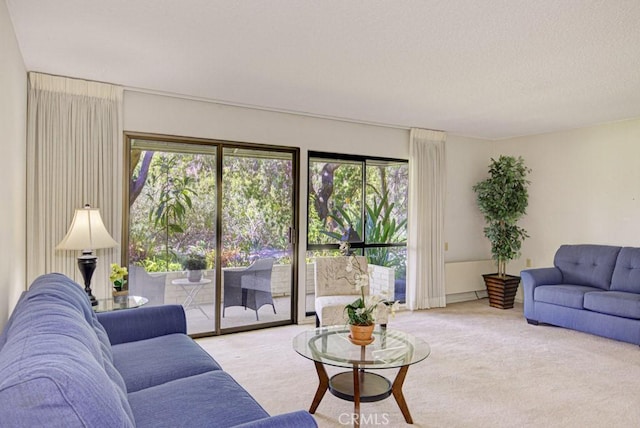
[[233, 411, 317, 428], [521, 267, 563, 289], [521, 267, 563, 320], [97, 305, 186, 345]]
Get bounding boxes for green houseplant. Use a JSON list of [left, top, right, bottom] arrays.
[[472, 155, 531, 309], [182, 253, 207, 282]]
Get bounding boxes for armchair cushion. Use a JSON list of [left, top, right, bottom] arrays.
[[314, 256, 369, 297]]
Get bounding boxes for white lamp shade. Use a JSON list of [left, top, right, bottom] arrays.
[[56, 205, 118, 251]]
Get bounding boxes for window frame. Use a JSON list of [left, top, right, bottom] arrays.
[[306, 151, 408, 312]]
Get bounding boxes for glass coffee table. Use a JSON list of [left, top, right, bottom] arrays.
[[94, 295, 148, 312], [293, 326, 430, 426]]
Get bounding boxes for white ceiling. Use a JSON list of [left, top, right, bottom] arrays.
[[7, 0, 640, 140]]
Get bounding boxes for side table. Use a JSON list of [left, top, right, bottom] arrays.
[[171, 278, 211, 318]]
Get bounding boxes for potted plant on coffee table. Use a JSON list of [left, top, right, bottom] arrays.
[[340, 242, 396, 344], [472, 155, 531, 309]]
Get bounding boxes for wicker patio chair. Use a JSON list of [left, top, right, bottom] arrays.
[[222, 258, 276, 321]]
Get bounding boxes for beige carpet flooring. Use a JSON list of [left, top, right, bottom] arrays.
[[196, 299, 640, 428]]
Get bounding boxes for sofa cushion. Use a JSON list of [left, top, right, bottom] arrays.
[[0, 274, 134, 427], [534, 284, 602, 309], [112, 333, 222, 393], [554, 244, 621, 290], [583, 291, 640, 320], [128, 370, 270, 428], [611, 247, 640, 293]]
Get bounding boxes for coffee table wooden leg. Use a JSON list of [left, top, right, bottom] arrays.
[[353, 367, 361, 428], [392, 365, 413, 424], [309, 361, 329, 414]]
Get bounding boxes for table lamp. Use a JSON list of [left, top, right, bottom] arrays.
[[56, 204, 118, 305]]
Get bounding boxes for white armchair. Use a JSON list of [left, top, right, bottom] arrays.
[[314, 256, 389, 327]]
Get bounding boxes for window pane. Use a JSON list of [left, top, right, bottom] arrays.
[[129, 148, 216, 272], [222, 148, 293, 266], [128, 144, 218, 334], [221, 148, 295, 330], [308, 158, 363, 245], [365, 160, 408, 244]]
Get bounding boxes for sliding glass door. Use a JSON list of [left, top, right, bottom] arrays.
[[125, 134, 298, 335], [220, 147, 296, 330]]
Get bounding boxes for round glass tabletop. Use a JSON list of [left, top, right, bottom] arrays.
[[94, 295, 149, 312], [293, 325, 430, 370]]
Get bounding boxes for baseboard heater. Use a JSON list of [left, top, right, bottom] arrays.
[[445, 260, 494, 303]]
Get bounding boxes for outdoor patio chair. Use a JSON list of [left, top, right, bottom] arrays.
[[128, 265, 167, 306], [314, 256, 389, 327], [222, 257, 276, 321]]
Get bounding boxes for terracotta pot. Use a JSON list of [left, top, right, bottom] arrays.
[[349, 323, 375, 342]]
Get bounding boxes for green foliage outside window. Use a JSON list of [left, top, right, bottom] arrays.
[[129, 146, 293, 272]]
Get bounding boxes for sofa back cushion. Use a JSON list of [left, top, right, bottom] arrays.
[[554, 244, 621, 290], [611, 247, 640, 293], [0, 274, 134, 427]]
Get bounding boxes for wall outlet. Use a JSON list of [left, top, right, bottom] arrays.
[[444, 242, 449, 251], [526, 258, 532, 267]]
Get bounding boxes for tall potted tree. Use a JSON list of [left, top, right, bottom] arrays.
[[472, 155, 531, 309]]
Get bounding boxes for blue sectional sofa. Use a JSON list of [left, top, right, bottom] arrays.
[[0, 273, 317, 427], [521, 244, 640, 345]]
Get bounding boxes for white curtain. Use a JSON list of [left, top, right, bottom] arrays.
[[406, 128, 447, 310], [26, 73, 123, 299]]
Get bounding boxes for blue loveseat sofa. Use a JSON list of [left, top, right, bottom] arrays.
[[0, 273, 317, 427], [521, 244, 640, 345]]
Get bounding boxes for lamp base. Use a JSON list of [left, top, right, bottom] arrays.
[[77, 253, 98, 306]]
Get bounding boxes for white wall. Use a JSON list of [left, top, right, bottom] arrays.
[[444, 135, 493, 262], [0, 1, 27, 326], [124, 91, 410, 158], [494, 118, 640, 276]]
